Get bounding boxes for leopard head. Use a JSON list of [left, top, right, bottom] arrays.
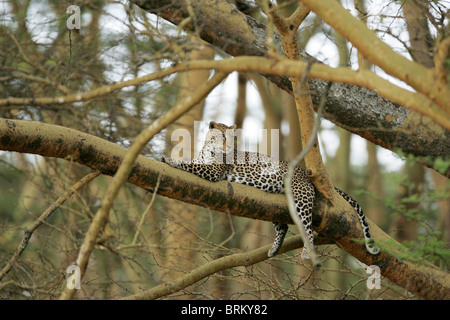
[[199, 121, 237, 163]]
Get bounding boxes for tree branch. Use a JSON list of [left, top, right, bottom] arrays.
[[300, 0, 449, 110], [0, 118, 448, 299], [122, 234, 331, 300], [1, 55, 448, 175], [129, 0, 450, 176], [262, 0, 322, 264]]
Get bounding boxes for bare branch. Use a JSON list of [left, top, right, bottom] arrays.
[[122, 234, 331, 300], [262, 0, 322, 265], [300, 0, 449, 110]]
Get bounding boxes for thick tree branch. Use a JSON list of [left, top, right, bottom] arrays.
[[300, 0, 449, 110], [129, 0, 450, 176], [0, 118, 448, 299]]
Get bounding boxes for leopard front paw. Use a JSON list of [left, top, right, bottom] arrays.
[[161, 155, 178, 167], [161, 155, 175, 164]]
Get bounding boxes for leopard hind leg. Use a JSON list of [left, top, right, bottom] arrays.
[[291, 177, 316, 260], [267, 178, 315, 259]]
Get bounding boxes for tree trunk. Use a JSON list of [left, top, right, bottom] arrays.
[[365, 141, 386, 227], [391, 162, 425, 242]]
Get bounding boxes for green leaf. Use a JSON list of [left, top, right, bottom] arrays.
[[400, 193, 421, 204], [45, 60, 57, 66], [17, 62, 27, 71], [433, 157, 450, 175]]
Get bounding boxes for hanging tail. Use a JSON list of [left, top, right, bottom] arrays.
[[335, 188, 380, 255]]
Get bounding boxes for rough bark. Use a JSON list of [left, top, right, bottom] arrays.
[[0, 118, 448, 299], [130, 0, 450, 176]]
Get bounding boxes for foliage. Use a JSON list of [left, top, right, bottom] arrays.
[[355, 151, 450, 268]]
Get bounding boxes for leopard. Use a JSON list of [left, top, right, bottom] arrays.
[[162, 121, 379, 260]]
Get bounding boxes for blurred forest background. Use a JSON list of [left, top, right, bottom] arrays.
[[0, 0, 449, 299]]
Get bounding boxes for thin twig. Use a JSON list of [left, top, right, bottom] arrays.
[[295, 61, 312, 95], [63, 29, 73, 86], [218, 212, 236, 247], [0, 64, 192, 107], [0, 26, 47, 75], [7, 73, 70, 95], [131, 174, 161, 246]]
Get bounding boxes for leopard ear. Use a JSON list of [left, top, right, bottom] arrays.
[[230, 124, 237, 129], [209, 121, 217, 129]]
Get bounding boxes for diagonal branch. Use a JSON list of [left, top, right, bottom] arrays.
[[2, 58, 446, 131], [300, 0, 449, 111], [122, 234, 331, 300], [1, 55, 448, 175], [0, 118, 448, 299]]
